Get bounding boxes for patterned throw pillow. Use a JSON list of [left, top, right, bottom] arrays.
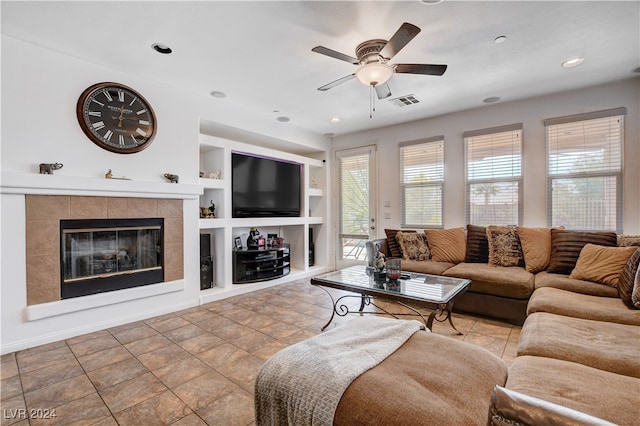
[[465, 225, 489, 263], [569, 244, 636, 287], [486, 226, 524, 267], [547, 229, 618, 275], [384, 229, 415, 258], [633, 268, 640, 309], [395, 231, 430, 261], [618, 235, 640, 247], [618, 247, 640, 308]]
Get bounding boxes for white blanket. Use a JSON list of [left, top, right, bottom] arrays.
[[254, 317, 426, 426]]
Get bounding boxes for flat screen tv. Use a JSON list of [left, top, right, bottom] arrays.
[[232, 152, 301, 218]]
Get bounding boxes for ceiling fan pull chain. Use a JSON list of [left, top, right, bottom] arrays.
[[369, 84, 377, 119]]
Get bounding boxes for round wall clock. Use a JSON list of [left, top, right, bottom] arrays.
[[76, 82, 156, 154]]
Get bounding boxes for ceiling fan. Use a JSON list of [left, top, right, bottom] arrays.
[[312, 22, 447, 100]]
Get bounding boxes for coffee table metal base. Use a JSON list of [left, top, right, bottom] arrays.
[[315, 286, 462, 334]]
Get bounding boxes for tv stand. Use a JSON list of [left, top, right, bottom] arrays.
[[233, 245, 290, 284]]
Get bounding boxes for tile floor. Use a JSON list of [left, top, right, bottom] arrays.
[[1, 279, 521, 425]]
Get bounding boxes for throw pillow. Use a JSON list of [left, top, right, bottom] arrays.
[[517, 227, 552, 273], [486, 225, 524, 267], [464, 225, 489, 263], [618, 234, 640, 247], [384, 229, 415, 258], [632, 267, 640, 309], [395, 231, 431, 261], [569, 244, 636, 287], [424, 228, 466, 263], [547, 229, 617, 275], [616, 247, 640, 307]]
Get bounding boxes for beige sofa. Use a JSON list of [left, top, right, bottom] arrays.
[[368, 226, 638, 324]]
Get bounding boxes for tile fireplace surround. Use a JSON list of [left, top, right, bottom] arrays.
[[25, 195, 184, 306]]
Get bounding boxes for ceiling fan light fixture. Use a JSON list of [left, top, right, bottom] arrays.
[[355, 62, 394, 86]]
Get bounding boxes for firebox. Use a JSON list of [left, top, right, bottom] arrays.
[[60, 218, 164, 299]]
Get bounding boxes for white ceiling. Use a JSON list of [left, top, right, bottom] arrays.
[[2, 1, 639, 138]]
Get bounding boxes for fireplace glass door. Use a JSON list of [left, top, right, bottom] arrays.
[[60, 218, 164, 298]]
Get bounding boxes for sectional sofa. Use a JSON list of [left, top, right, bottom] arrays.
[[367, 226, 639, 324], [255, 226, 640, 425]]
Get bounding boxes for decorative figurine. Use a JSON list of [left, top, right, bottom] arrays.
[[164, 173, 179, 183], [247, 227, 260, 249], [209, 170, 221, 179], [39, 163, 63, 174], [199, 200, 216, 218], [105, 169, 131, 180], [373, 246, 386, 272]]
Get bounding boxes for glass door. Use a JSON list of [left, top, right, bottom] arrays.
[[335, 145, 377, 269]]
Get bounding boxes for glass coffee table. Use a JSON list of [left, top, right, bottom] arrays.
[[311, 265, 471, 333]]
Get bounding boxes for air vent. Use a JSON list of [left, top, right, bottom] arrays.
[[389, 95, 421, 108]]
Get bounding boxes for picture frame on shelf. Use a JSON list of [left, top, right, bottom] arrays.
[[234, 236, 242, 250]]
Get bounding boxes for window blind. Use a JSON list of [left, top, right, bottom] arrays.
[[400, 137, 444, 228], [546, 110, 624, 232], [464, 124, 523, 226]]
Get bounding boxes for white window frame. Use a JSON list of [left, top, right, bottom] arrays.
[[464, 123, 523, 226], [545, 107, 625, 233], [399, 136, 444, 228]]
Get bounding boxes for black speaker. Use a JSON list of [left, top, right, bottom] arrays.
[[308, 228, 315, 267], [200, 233, 211, 257], [200, 255, 213, 290]]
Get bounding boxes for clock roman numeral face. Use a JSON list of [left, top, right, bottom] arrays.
[[77, 83, 156, 154]]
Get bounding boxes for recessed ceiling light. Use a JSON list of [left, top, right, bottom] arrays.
[[562, 57, 584, 68], [483, 96, 501, 104], [210, 91, 226, 98], [276, 116, 290, 122], [330, 117, 342, 124], [494, 35, 507, 44], [151, 43, 172, 54], [420, 0, 443, 4]]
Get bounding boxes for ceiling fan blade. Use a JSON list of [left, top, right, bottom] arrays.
[[379, 22, 421, 60], [395, 63, 448, 76], [317, 74, 357, 91], [375, 83, 392, 99], [312, 46, 359, 64]]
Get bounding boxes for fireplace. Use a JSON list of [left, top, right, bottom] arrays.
[[60, 218, 164, 299]]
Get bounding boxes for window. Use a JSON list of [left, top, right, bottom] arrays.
[[545, 108, 625, 232], [464, 124, 523, 226], [400, 137, 444, 228]]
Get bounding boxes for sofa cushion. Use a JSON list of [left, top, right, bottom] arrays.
[[518, 312, 640, 378], [443, 263, 533, 299], [400, 259, 455, 276], [488, 385, 614, 426], [527, 287, 640, 325], [464, 224, 489, 263], [569, 244, 636, 287], [424, 228, 466, 263], [335, 332, 508, 426], [486, 225, 524, 267], [618, 247, 640, 308], [517, 226, 552, 273], [395, 231, 430, 261], [506, 356, 640, 426], [534, 271, 619, 297], [547, 229, 617, 275]]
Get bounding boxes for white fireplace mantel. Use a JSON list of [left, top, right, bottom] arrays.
[[1, 172, 202, 199]]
